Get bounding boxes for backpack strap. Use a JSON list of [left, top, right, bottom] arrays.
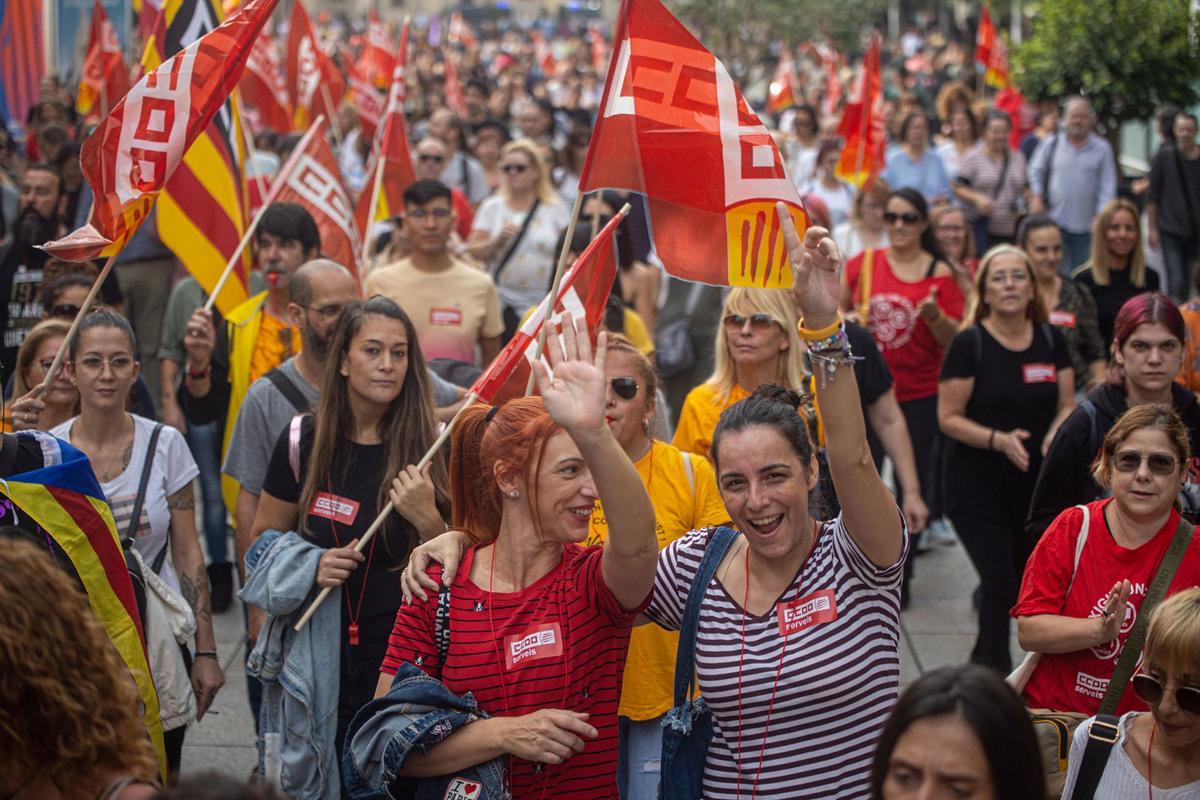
[[1042, 133, 1059, 207], [1067, 714, 1122, 800], [132, 423, 166, 573], [672, 526, 738, 705], [265, 367, 311, 413], [1097, 517, 1194, 714], [288, 414, 306, 485]]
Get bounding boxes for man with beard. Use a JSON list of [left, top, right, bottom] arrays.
[[0, 163, 66, 383]]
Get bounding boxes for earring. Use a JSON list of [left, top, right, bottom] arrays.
[[509, 490, 519, 499], [642, 419, 650, 433]]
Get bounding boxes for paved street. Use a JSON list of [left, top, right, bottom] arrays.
[[183, 534, 1023, 778]]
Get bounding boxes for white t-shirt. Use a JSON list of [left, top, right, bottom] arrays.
[[472, 194, 571, 313], [800, 178, 857, 227], [52, 414, 199, 591], [1063, 713, 1200, 799]]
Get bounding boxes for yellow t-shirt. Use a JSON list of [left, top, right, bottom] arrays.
[[250, 312, 302, 384], [585, 440, 730, 720], [671, 382, 750, 458]]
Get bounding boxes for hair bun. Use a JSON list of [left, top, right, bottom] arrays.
[[750, 383, 803, 412]]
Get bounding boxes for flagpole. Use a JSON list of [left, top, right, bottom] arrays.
[[321, 84, 344, 150], [239, 105, 270, 209], [37, 251, 120, 399], [361, 151, 385, 266], [523, 199, 630, 396], [293, 390, 478, 632], [203, 114, 322, 313]]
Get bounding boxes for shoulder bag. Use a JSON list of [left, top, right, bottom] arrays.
[[660, 525, 738, 800], [655, 281, 706, 379]]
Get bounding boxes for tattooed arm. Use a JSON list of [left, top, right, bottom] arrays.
[[169, 482, 226, 720]]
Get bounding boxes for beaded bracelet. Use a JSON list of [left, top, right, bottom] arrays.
[[797, 316, 843, 342], [807, 329, 849, 353], [809, 343, 863, 388]]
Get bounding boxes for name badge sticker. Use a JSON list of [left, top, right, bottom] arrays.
[[1022, 363, 1057, 384], [309, 492, 361, 525], [1049, 310, 1077, 328], [777, 589, 838, 636], [430, 308, 464, 326], [504, 623, 563, 669]]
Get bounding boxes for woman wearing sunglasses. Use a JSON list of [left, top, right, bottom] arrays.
[[1062, 587, 1200, 798], [467, 139, 570, 336], [939, 246, 1076, 673], [1028, 293, 1200, 544], [672, 287, 806, 458], [1015, 406, 1200, 723], [842, 187, 965, 599]]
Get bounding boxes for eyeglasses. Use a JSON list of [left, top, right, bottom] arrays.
[[50, 303, 82, 319], [37, 358, 55, 372], [1131, 673, 1200, 714], [74, 355, 135, 375], [723, 313, 779, 330], [417, 153, 445, 163], [502, 164, 530, 174], [306, 303, 345, 320], [884, 211, 923, 226], [610, 377, 639, 400], [1113, 450, 1179, 476], [405, 208, 452, 221]]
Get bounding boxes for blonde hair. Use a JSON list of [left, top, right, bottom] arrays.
[[705, 288, 806, 404], [1078, 198, 1147, 288], [12, 318, 73, 399], [963, 245, 1046, 328], [1091, 403, 1191, 490], [1144, 587, 1200, 677], [501, 138, 560, 205], [0, 539, 159, 796], [931, 204, 975, 265]]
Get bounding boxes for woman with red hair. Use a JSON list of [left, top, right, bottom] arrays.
[[376, 320, 656, 798], [1028, 292, 1200, 542]]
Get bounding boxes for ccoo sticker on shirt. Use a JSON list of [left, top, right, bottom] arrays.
[[777, 589, 838, 636], [309, 492, 360, 525], [504, 623, 563, 669], [430, 308, 464, 326], [1048, 310, 1077, 328], [444, 777, 483, 800], [1022, 363, 1057, 384]]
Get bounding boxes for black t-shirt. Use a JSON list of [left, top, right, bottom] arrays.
[[261, 416, 415, 654], [848, 321, 894, 466], [1074, 266, 1160, 347], [0, 245, 48, 385], [939, 323, 1071, 517]]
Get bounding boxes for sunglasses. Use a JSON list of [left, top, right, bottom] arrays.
[[610, 377, 639, 400], [884, 211, 923, 226], [51, 303, 82, 319], [417, 153, 445, 163], [1113, 450, 1178, 476], [502, 164, 529, 174], [1132, 673, 1200, 714], [723, 313, 779, 330]]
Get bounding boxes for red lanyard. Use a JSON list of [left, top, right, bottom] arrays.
[[328, 508, 376, 646]]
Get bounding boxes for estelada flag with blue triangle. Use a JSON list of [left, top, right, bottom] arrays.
[[0, 433, 166, 774]]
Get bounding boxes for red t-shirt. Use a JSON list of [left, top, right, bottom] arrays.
[[845, 249, 965, 402], [1012, 500, 1200, 715], [381, 543, 643, 798]]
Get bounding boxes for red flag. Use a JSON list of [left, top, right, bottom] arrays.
[[986, 32, 1011, 89], [531, 29, 556, 75], [834, 33, 885, 189], [286, 0, 344, 128], [471, 214, 621, 405], [358, 8, 395, 89], [133, 0, 162, 45], [40, 0, 280, 261], [816, 39, 842, 119], [976, 7, 996, 75], [443, 47, 465, 115], [995, 86, 1026, 147], [766, 48, 797, 115], [266, 115, 361, 281], [448, 11, 477, 50], [355, 21, 416, 237], [578, 0, 806, 289], [240, 29, 292, 133], [76, 0, 129, 125], [344, 52, 383, 142]]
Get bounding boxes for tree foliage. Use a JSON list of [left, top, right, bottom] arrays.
[[1012, 0, 1200, 133]]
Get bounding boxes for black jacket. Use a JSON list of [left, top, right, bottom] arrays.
[[1025, 382, 1200, 543]]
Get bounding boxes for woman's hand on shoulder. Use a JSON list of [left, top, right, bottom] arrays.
[[400, 530, 472, 603], [531, 314, 608, 436], [777, 203, 842, 327]]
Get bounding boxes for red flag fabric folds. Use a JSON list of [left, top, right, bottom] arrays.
[[355, 21, 416, 238], [40, 0, 280, 261], [240, 30, 292, 133], [835, 33, 885, 190], [286, 0, 344, 128], [357, 8, 395, 89], [77, 0, 130, 125], [578, 0, 806, 289]]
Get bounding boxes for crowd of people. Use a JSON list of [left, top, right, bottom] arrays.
[[2, 11, 1200, 800]]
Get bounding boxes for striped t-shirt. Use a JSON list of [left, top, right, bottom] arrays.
[[381, 543, 641, 798], [645, 515, 906, 800]]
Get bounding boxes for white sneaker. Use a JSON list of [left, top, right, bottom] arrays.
[[925, 519, 958, 547]]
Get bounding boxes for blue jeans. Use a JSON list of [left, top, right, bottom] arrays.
[[185, 420, 228, 563], [1061, 230, 1092, 276], [618, 715, 664, 800], [1159, 229, 1199, 301]]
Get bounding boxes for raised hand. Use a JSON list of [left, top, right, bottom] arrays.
[[777, 202, 842, 327], [531, 314, 608, 436], [1096, 579, 1132, 643]]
